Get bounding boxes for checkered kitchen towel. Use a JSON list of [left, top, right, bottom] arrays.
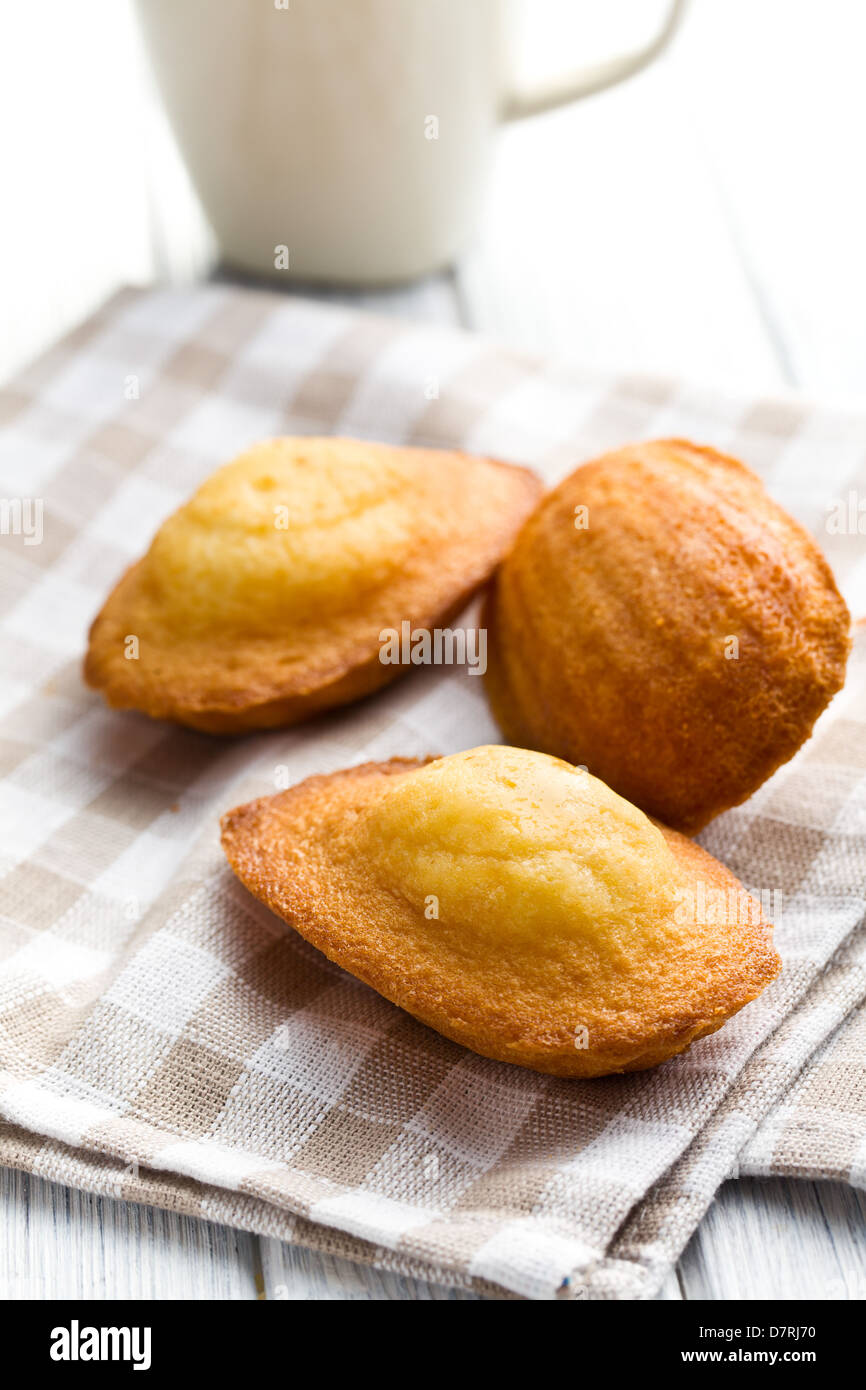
[[1, 284, 865, 1300]]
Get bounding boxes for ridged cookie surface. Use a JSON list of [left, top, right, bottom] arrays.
[[484, 439, 850, 832]]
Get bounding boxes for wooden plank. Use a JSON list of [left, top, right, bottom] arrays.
[[677, 1179, 865, 1301], [656, 1267, 685, 1300], [811, 1182, 866, 1301], [456, 17, 785, 390], [0, 0, 169, 384], [0, 1166, 260, 1301], [673, 0, 866, 398]]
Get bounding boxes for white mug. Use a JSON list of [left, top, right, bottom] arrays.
[[136, 0, 687, 285]]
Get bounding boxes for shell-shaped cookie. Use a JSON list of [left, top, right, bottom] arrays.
[[85, 437, 541, 732], [220, 745, 781, 1077], [483, 439, 850, 832]]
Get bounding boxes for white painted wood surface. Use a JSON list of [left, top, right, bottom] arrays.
[[1, 0, 865, 1300], [678, 1180, 866, 1302]]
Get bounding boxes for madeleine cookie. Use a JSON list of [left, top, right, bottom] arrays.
[[484, 439, 850, 833], [84, 437, 540, 733], [220, 745, 780, 1078]]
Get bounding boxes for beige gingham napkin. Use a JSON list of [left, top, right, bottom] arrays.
[[0, 285, 864, 1301]]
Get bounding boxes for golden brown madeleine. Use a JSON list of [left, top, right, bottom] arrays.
[[484, 439, 851, 833], [220, 745, 780, 1078], [84, 437, 540, 732]]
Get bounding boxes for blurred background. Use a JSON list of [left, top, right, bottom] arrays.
[[2, 1, 865, 396]]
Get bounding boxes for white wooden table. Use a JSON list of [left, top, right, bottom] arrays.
[[2, 0, 865, 1300]]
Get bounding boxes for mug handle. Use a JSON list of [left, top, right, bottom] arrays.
[[502, 0, 688, 120]]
